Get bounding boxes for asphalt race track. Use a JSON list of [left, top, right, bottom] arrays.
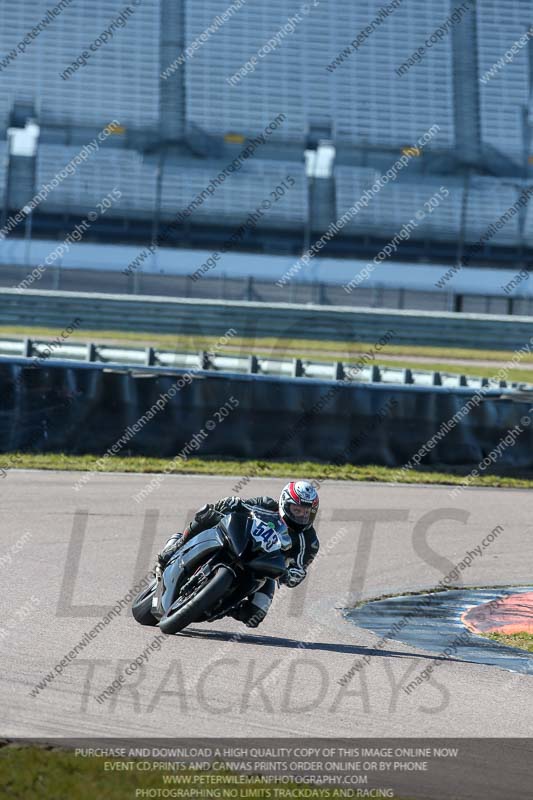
[[2, 470, 533, 740]]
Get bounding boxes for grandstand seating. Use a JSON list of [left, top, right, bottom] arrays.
[[476, 0, 531, 166], [0, 0, 160, 132], [36, 145, 158, 215], [161, 160, 307, 227], [30, 145, 532, 246], [0, 142, 7, 199], [0, 0, 530, 267], [185, 0, 455, 149], [335, 168, 461, 242], [466, 177, 522, 245], [526, 189, 533, 247], [335, 168, 529, 246], [35, 145, 308, 228]]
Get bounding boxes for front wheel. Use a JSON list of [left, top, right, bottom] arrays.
[[131, 579, 158, 626], [158, 566, 235, 635]]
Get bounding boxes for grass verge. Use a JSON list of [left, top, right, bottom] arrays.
[[5, 452, 533, 489], [2, 324, 532, 367], [484, 632, 533, 652], [0, 746, 412, 800]]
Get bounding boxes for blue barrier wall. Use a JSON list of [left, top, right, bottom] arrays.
[[1, 357, 532, 471]]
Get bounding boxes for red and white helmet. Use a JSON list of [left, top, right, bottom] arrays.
[[279, 480, 319, 531]]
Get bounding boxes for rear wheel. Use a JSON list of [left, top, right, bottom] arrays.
[[158, 566, 234, 635], [131, 580, 158, 626]]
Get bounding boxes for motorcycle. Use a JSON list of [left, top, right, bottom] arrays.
[[131, 503, 292, 634]]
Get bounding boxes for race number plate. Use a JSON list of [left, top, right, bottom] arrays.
[[250, 518, 282, 553]]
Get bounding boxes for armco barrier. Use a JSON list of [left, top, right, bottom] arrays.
[[0, 335, 524, 389], [3, 288, 533, 350], [2, 357, 533, 470]]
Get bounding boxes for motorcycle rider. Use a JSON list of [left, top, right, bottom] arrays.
[[157, 480, 320, 628]]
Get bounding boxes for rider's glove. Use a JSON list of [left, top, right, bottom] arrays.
[[280, 566, 306, 588], [215, 496, 242, 513]]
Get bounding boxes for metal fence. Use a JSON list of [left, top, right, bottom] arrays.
[[2, 263, 533, 316], [3, 289, 533, 351]]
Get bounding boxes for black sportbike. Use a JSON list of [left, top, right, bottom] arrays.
[[132, 504, 291, 634]]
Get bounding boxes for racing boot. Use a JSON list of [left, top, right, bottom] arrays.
[[227, 588, 273, 628], [156, 530, 188, 570]]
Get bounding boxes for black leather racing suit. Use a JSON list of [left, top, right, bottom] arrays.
[[158, 496, 319, 627]]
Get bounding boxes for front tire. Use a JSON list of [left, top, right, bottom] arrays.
[[131, 580, 158, 626], [158, 566, 234, 635]]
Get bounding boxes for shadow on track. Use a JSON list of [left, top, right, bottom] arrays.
[[175, 627, 466, 664]]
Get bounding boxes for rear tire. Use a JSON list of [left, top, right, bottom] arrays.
[[159, 566, 234, 635], [131, 580, 158, 626]]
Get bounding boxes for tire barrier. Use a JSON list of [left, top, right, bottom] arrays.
[[2, 357, 533, 470]]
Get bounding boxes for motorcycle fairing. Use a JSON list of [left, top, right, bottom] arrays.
[[160, 527, 226, 615]]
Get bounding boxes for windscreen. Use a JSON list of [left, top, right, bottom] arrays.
[[243, 505, 292, 553]]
